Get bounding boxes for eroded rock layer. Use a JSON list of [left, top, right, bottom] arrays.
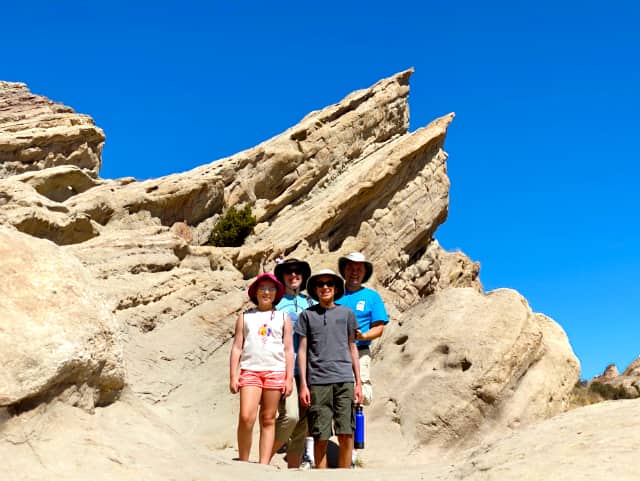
[[0, 82, 104, 178]]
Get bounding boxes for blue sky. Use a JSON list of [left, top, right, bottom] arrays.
[[3, 1, 639, 379]]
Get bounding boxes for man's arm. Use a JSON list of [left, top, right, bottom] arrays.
[[356, 321, 385, 341], [349, 330, 363, 405]]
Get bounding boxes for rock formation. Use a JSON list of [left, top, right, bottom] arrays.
[[586, 357, 640, 401], [367, 288, 579, 463], [0, 82, 104, 178], [0, 71, 595, 481], [0, 227, 124, 411]]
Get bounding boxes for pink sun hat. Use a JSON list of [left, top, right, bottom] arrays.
[[247, 272, 285, 305]]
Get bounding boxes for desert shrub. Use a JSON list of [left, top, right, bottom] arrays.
[[569, 380, 640, 410], [588, 381, 639, 401], [569, 380, 602, 408], [208, 205, 256, 247]]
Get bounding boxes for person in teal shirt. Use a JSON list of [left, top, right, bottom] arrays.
[[271, 258, 315, 468]]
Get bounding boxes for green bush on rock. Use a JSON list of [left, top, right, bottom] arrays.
[[208, 205, 257, 247]]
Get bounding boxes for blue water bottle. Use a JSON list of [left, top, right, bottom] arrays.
[[354, 404, 365, 449]]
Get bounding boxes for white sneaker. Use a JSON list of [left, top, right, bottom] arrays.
[[299, 455, 313, 470]]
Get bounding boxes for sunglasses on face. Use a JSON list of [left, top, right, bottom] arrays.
[[284, 269, 301, 275], [257, 287, 277, 293], [315, 280, 335, 288]]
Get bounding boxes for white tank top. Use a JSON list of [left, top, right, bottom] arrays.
[[239, 308, 286, 372]]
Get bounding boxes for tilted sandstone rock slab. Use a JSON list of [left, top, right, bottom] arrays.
[[1, 70, 479, 343], [0, 227, 124, 409], [237, 114, 452, 270], [65, 172, 225, 228], [0, 81, 104, 178], [366, 287, 579, 463]]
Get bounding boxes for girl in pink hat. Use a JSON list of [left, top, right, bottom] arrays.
[[229, 272, 294, 464]]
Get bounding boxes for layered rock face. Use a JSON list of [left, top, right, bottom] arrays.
[[0, 82, 104, 178], [0, 71, 586, 480]]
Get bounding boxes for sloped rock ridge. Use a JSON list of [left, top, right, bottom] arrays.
[[0, 71, 596, 481]]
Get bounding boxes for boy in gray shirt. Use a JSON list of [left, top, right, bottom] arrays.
[[295, 269, 363, 469]]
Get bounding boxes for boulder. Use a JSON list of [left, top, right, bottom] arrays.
[[0, 226, 124, 410], [366, 287, 579, 463]]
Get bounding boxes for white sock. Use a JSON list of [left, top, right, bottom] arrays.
[[352, 449, 358, 464], [305, 436, 315, 463]]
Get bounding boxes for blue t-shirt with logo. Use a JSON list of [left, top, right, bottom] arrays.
[[336, 287, 389, 347], [276, 293, 314, 373]]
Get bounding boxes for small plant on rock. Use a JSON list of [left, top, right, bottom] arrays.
[[208, 205, 257, 247]]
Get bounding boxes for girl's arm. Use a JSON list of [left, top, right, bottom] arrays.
[[229, 313, 244, 394], [282, 314, 294, 397]]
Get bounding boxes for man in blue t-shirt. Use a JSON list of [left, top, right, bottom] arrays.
[[336, 252, 389, 406], [272, 258, 315, 468]]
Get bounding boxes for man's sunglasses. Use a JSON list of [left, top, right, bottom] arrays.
[[315, 280, 335, 288], [284, 269, 302, 275]]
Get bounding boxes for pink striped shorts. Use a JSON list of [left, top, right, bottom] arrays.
[[238, 369, 286, 390]]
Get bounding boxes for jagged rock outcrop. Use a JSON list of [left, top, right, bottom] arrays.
[[0, 71, 586, 480], [592, 363, 619, 382], [0, 72, 480, 330], [623, 357, 640, 377], [0, 82, 104, 178], [0, 226, 124, 411]]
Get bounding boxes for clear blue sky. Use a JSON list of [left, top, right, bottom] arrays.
[[3, 1, 639, 379]]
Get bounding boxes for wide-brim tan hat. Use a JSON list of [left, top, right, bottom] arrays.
[[306, 268, 345, 302], [338, 252, 373, 284]]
